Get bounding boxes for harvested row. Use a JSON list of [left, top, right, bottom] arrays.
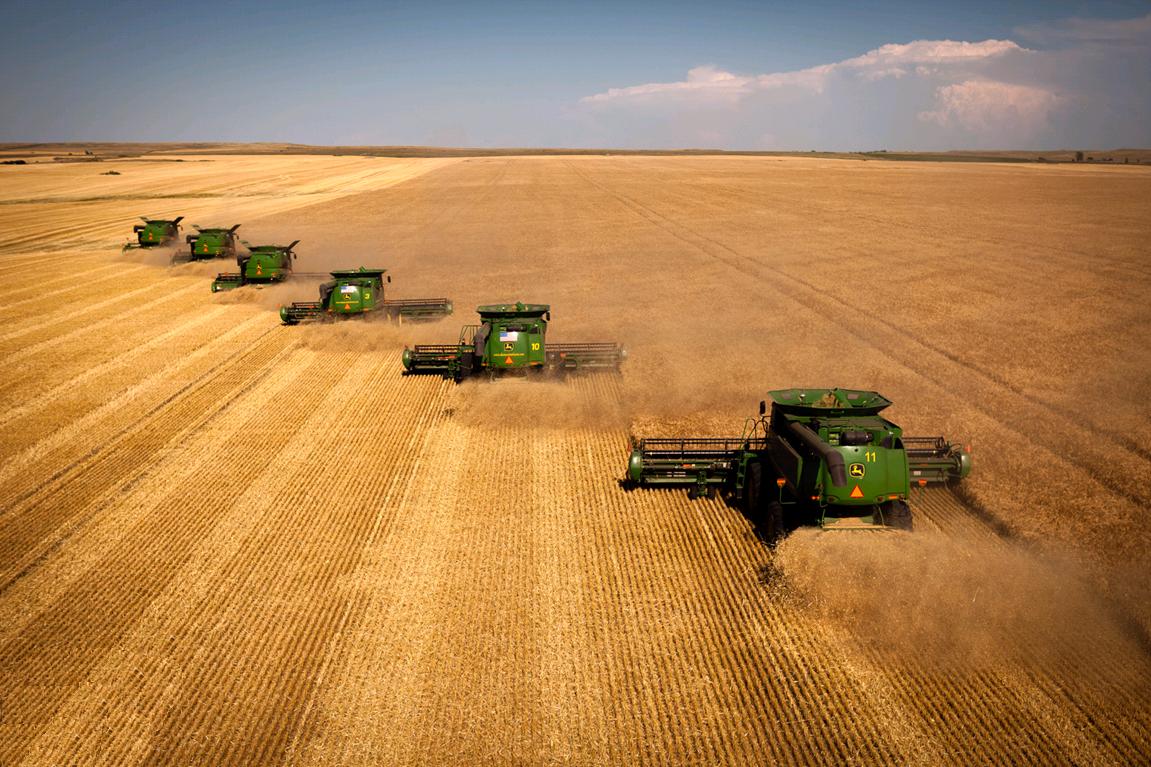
[[0, 347, 341, 764], [0, 325, 291, 586]]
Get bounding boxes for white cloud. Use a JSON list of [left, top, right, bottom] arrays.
[[582, 39, 1025, 104], [576, 15, 1151, 150], [919, 80, 1061, 133], [582, 65, 755, 104]]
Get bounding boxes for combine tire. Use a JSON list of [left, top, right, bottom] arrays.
[[744, 461, 763, 511], [745, 462, 785, 545], [764, 501, 784, 545], [884, 499, 913, 531]]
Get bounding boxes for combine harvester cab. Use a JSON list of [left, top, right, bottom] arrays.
[[184, 224, 241, 262], [211, 240, 299, 292], [124, 216, 183, 250], [401, 302, 625, 382], [279, 267, 453, 325], [626, 388, 971, 541]]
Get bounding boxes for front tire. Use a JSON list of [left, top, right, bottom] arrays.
[[746, 462, 784, 545], [764, 501, 784, 545], [884, 499, 913, 531]]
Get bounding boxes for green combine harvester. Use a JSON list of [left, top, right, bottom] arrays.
[[402, 302, 625, 381], [279, 267, 452, 324], [211, 240, 301, 292], [184, 224, 241, 262], [123, 216, 183, 250], [625, 388, 971, 540]]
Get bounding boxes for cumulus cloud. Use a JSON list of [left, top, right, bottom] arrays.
[[582, 39, 1025, 104], [919, 80, 1061, 133], [577, 14, 1151, 150], [583, 65, 757, 104]]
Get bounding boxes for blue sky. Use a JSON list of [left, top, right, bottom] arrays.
[[1, 0, 1148, 148]]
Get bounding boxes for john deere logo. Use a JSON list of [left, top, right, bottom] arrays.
[[503, 342, 515, 352], [849, 463, 866, 478]]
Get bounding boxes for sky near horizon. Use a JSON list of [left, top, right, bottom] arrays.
[[1, 0, 1148, 150]]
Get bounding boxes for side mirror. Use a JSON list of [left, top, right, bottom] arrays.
[[387, 275, 391, 283], [759, 400, 766, 415], [545, 311, 551, 321]]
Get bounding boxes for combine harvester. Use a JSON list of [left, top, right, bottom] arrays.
[[211, 240, 304, 292], [182, 224, 241, 262], [625, 388, 970, 540], [123, 216, 183, 250], [402, 301, 625, 381], [279, 267, 452, 324]]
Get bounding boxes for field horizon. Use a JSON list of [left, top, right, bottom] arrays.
[[3, 141, 1151, 165]]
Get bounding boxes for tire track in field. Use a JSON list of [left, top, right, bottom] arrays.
[[281, 390, 467, 765], [657, 169, 1151, 282], [0, 257, 136, 301], [650, 177, 1151, 456], [0, 349, 347, 766], [0, 304, 231, 433], [0, 261, 127, 302], [137, 359, 451, 766], [0, 346, 318, 648], [0, 287, 230, 412], [0, 311, 270, 488], [563, 161, 1151, 508], [0, 279, 199, 359], [22, 349, 367, 765], [0, 327, 290, 591]]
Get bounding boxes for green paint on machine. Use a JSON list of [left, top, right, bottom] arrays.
[[122, 216, 183, 250], [279, 267, 452, 324], [401, 301, 625, 382], [182, 224, 241, 263], [625, 388, 972, 541], [211, 240, 299, 292]]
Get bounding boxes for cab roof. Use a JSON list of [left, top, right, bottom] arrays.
[[330, 267, 387, 279], [769, 388, 892, 416], [477, 301, 550, 319]]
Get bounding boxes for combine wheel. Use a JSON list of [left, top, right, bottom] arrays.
[[745, 462, 784, 544], [744, 461, 763, 511], [883, 499, 913, 531], [764, 502, 784, 545]]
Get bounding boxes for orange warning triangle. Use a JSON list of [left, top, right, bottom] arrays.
[[504, 356, 514, 365], [850, 485, 864, 499]]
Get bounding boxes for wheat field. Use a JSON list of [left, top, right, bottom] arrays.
[[1, 153, 1149, 765]]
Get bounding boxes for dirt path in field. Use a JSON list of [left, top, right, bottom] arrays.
[[0, 155, 1148, 765]]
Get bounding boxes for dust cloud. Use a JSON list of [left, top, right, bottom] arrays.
[[291, 314, 460, 352], [771, 528, 1150, 676], [451, 376, 627, 431]]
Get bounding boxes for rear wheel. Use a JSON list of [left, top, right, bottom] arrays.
[[745, 462, 785, 545], [744, 461, 763, 512], [764, 501, 784, 545], [884, 499, 913, 531]]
